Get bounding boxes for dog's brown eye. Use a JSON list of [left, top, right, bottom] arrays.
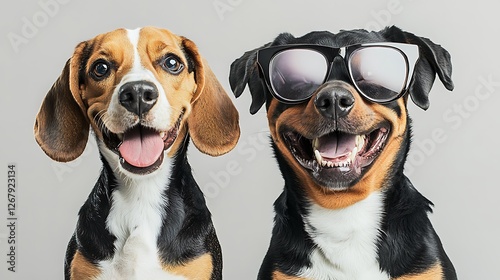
[[161, 55, 184, 75], [90, 60, 111, 80]]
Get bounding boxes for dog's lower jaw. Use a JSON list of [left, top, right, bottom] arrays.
[[98, 138, 173, 180], [309, 163, 363, 191]]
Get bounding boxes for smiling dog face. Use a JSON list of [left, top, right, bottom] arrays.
[[35, 26, 239, 176], [230, 26, 453, 209]]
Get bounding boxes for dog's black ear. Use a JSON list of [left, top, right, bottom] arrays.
[[229, 45, 269, 114], [383, 26, 454, 110]]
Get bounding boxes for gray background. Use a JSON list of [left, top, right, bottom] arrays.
[[1, 0, 499, 279]]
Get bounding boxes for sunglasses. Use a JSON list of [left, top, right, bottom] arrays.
[[257, 42, 420, 104]]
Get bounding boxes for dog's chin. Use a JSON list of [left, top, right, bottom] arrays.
[[119, 150, 166, 175], [102, 114, 183, 176], [281, 124, 390, 190]]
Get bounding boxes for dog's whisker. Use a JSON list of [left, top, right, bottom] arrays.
[[94, 110, 112, 136]]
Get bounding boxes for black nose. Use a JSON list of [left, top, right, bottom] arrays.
[[119, 81, 159, 116], [314, 87, 355, 119]]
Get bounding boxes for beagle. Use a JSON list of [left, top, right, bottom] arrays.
[[229, 26, 457, 279], [34, 26, 239, 280]]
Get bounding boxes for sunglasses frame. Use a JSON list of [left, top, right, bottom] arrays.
[[256, 42, 420, 104]]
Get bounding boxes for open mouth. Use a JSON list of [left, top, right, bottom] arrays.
[[103, 113, 183, 175], [283, 125, 389, 188]]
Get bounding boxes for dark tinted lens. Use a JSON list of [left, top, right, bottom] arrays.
[[349, 46, 408, 102], [269, 49, 328, 102]]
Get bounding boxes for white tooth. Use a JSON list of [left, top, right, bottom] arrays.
[[351, 147, 358, 162], [356, 135, 365, 150], [361, 135, 366, 149], [312, 138, 318, 149], [315, 150, 323, 164], [160, 132, 166, 138]]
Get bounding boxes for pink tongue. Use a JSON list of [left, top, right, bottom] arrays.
[[316, 133, 356, 159], [118, 126, 164, 168]]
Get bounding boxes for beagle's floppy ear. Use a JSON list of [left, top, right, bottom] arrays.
[[34, 43, 90, 162], [182, 37, 240, 156], [229, 46, 269, 114], [382, 26, 454, 110]]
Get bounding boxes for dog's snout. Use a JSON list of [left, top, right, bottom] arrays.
[[119, 81, 159, 116], [314, 87, 354, 119]]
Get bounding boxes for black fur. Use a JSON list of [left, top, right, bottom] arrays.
[[156, 138, 222, 279], [64, 152, 117, 279], [257, 142, 315, 278], [77, 41, 95, 87], [229, 26, 457, 279]]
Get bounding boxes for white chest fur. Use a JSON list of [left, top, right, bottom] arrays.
[[300, 191, 390, 280], [95, 157, 185, 280]]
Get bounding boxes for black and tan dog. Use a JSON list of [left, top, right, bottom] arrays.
[[230, 26, 457, 279], [35, 26, 239, 280]]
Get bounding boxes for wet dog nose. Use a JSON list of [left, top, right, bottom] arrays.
[[119, 81, 159, 116], [314, 86, 355, 119]]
